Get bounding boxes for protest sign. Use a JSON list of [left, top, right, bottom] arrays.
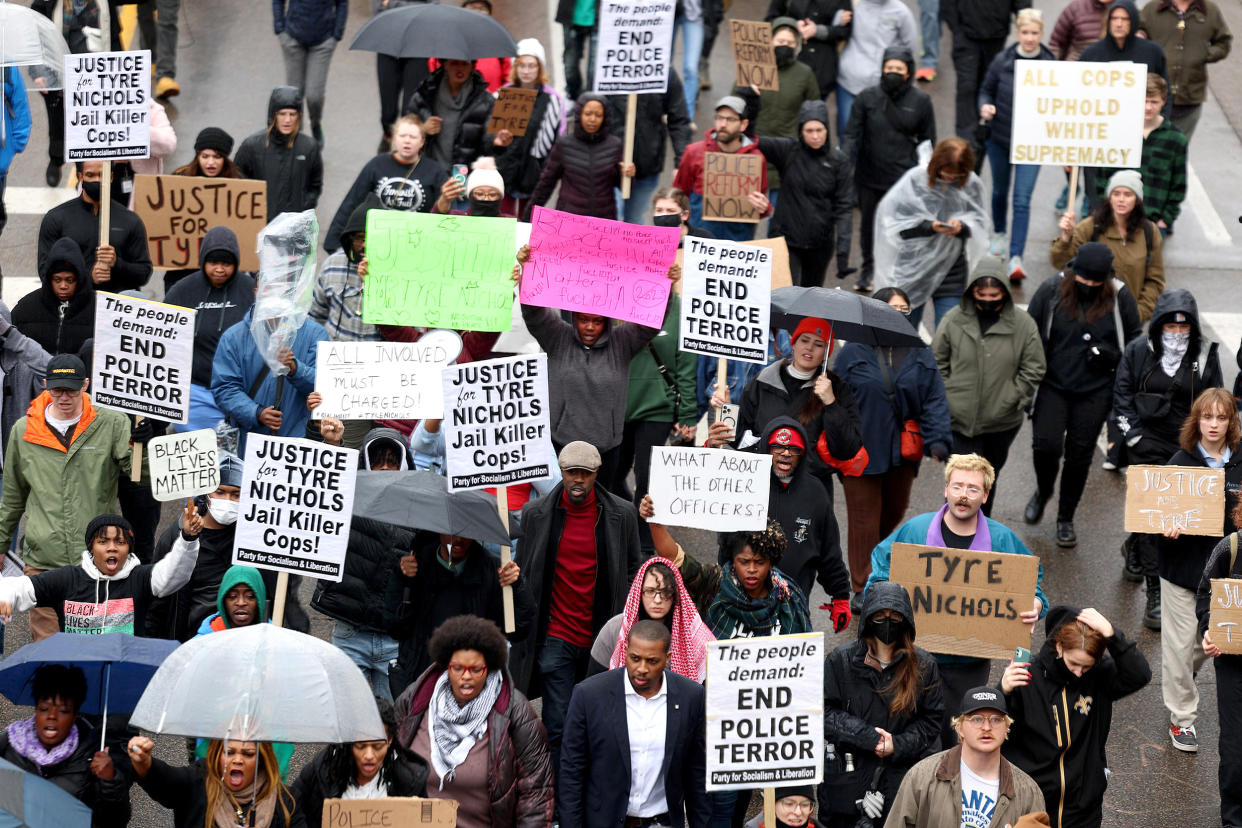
[[744, 237, 792, 289], [593, 0, 676, 94], [730, 20, 778, 90], [1009, 60, 1145, 167], [92, 293, 194, 424], [703, 152, 764, 223], [1124, 465, 1226, 536], [889, 543, 1039, 659], [314, 331, 463, 421], [361, 211, 516, 331], [1209, 579, 1242, 655], [442, 354, 556, 492], [706, 632, 823, 790], [147, 430, 219, 502], [64, 51, 151, 160], [521, 206, 680, 327], [647, 447, 771, 531], [132, 175, 266, 271], [322, 797, 457, 828], [680, 236, 771, 362], [487, 87, 538, 136], [234, 436, 357, 582]]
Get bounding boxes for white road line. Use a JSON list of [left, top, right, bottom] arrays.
[[2, 277, 40, 310], [1185, 161, 1232, 246], [3, 185, 75, 216], [1202, 311, 1242, 350]]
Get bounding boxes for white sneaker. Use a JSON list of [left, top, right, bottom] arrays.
[[988, 233, 1007, 256], [1008, 255, 1025, 283]]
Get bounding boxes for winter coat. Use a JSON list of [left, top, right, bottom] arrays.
[[0, 67, 32, 176], [978, 42, 1057, 149], [494, 85, 568, 196], [885, 745, 1045, 828], [1049, 0, 1110, 59], [235, 87, 324, 220], [942, 0, 1029, 40], [932, 262, 1046, 437], [759, 100, 853, 251], [272, 0, 347, 46], [396, 666, 554, 828], [0, 305, 51, 464], [406, 68, 496, 169], [820, 582, 943, 820], [1139, 0, 1232, 105], [836, 0, 918, 95], [602, 72, 692, 179], [11, 238, 95, 357], [36, 195, 152, 294], [324, 153, 447, 252], [1158, 447, 1241, 590], [137, 759, 306, 828], [842, 47, 936, 191], [765, 0, 854, 92], [290, 746, 428, 828], [311, 197, 381, 342], [1079, 0, 1170, 90], [1050, 218, 1164, 323], [528, 94, 623, 220], [1196, 532, 1242, 636], [625, 295, 698, 429], [0, 722, 129, 828], [1002, 606, 1152, 828]]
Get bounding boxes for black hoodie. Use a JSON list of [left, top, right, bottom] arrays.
[[842, 46, 936, 190], [11, 237, 95, 356], [234, 86, 324, 220], [1079, 0, 1170, 99]]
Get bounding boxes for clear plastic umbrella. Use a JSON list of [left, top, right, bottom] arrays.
[[129, 624, 385, 744], [0, 3, 70, 91]]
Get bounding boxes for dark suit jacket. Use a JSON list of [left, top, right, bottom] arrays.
[[558, 668, 709, 828]]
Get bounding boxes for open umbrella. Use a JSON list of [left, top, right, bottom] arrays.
[[0, 757, 91, 828], [770, 286, 924, 347], [0, 4, 70, 91], [349, 4, 517, 61], [352, 469, 512, 545], [130, 624, 384, 744]]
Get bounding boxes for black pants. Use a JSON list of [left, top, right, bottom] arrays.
[[41, 91, 64, 164], [0, 175, 7, 240], [1031, 385, 1112, 521], [1217, 656, 1242, 827], [117, 476, 160, 563], [951, 33, 1005, 138], [376, 55, 429, 132], [618, 419, 672, 549], [937, 658, 992, 747], [951, 426, 1020, 517], [857, 183, 887, 284], [562, 25, 596, 102], [789, 244, 834, 288]]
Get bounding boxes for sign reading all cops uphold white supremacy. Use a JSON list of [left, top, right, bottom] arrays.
[[64, 51, 151, 160], [1009, 60, 1145, 167], [234, 436, 358, 582], [680, 236, 771, 363], [92, 293, 194, 423], [593, 0, 676, 94], [706, 632, 824, 790]]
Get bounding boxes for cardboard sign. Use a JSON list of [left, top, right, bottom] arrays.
[[1124, 465, 1226, 536], [313, 332, 463, 421], [92, 293, 195, 424], [442, 354, 556, 492], [487, 87, 538, 136], [889, 543, 1039, 660], [361, 211, 516, 331], [593, 0, 677, 94], [648, 447, 771, 532], [147, 429, 219, 502], [64, 51, 151, 160], [322, 797, 457, 828], [703, 153, 763, 224], [730, 20, 778, 90], [1209, 579, 1242, 655], [234, 436, 358, 582], [521, 206, 680, 328], [745, 236, 792, 289], [132, 175, 266, 271], [680, 236, 771, 363], [1009, 60, 1145, 167], [706, 633, 824, 790]]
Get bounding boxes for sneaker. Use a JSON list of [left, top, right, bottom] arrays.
[[915, 68, 936, 82], [1054, 185, 1068, 212], [1008, 256, 1025, 283], [155, 76, 181, 99], [989, 233, 1007, 256], [1169, 723, 1198, 753]]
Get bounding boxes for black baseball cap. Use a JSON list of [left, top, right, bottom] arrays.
[[46, 354, 87, 390], [959, 686, 1007, 716]]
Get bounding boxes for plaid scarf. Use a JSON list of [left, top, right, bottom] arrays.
[[427, 670, 501, 789], [609, 556, 715, 681], [705, 567, 812, 639]]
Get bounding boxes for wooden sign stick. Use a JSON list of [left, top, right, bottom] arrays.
[[130, 415, 144, 482], [621, 93, 638, 200], [99, 160, 111, 246], [272, 571, 289, 628], [496, 486, 516, 633]]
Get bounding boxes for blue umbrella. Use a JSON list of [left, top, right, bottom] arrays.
[[0, 757, 91, 828]]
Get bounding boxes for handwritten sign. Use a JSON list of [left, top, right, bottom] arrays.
[[745, 237, 792, 289], [703, 152, 763, 223], [889, 543, 1039, 659], [1209, 579, 1242, 655], [521, 206, 680, 327], [680, 236, 771, 363], [313, 332, 462, 421], [147, 429, 219, 501], [648, 447, 771, 532], [361, 211, 516, 331], [93, 292, 195, 423], [1010, 60, 1145, 167], [730, 20, 778, 91], [488, 87, 538, 136], [322, 797, 457, 828], [132, 175, 266, 271], [64, 50, 151, 160], [1124, 465, 1225, 536], [593, 0, 677, 94]]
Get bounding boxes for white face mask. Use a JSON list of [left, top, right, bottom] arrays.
[[207, 498, 239, 526]]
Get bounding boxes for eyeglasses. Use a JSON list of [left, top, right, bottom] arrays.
[[770, 446, 804, 457], [948, 483, 983, 497], [47, 387, 81, 398], [965, 714, 1007, 728], [642, 587, 675, 602], [448, 663, 487, 678], [778, 800, 814, 812]]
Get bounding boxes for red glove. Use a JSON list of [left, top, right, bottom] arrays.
[[826, 598, 851, 633]]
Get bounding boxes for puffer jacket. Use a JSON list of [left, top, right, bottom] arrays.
[[396, 666, 554, 828], [842, 47, 936, 191], [1140, 0, 1233, 105], [11, 237, 95, 356], [759, 100, 853, 251], [0, 721, 130, 827], [234, 86, 324, 220], [527, 93, 623, 220], [978, 42, 1057, 149], [765, 0, 854, 93], [1049, 0, 1109, 59], [406, 68, 496, 168], [290, 745, 428, 828]]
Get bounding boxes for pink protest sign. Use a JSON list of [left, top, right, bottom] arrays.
[[520, 207, 681, 328]]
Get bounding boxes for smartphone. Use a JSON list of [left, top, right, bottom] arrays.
[[451, 163, 468, 189], [709, 403, 739, 434], [193, 494, 210, 517], [1013, 646, 1032, 664]]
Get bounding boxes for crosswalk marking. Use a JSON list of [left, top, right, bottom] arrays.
[[1185, 162, 1232, 246], [4, 186, 76, 216]]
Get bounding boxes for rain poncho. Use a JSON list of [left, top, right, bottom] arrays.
[[250, 210, 318, 375]]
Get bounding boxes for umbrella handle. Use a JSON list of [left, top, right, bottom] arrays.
[[100, 662, 111, 752]]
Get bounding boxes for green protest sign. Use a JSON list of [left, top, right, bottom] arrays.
[[361, 211, 516, 331]]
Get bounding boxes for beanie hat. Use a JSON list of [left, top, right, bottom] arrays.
[[85, 514, 134, 550], [1066, 241, 1114, 283], [791, 316, 832, 345], [774, 785, 815, 803], [1105, 169, 1143, 202], [466, 159, 505, 198], [768, 426, 806, 451], [194, 127, 235, 157], [516, 38, 546, 66], [218, 453, 244, 488]]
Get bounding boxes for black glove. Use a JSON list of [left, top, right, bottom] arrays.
[[130, 418, 155, 445], [929, 442, 949, 461]]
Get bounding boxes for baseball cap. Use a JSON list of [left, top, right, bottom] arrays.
[[46, 354, 87, 390], [715, 95, 746, 117], [959, 686, 1007, 716]]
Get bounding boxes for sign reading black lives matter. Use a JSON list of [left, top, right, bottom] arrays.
[[441, 354, 556, 493], [680, 236, 771, 363], [706, 632, 824, 790], [92, 293, 194, 424], [593, 0, 676, 94], [64, 51, 151, 160], [234, 436, 358, 582]]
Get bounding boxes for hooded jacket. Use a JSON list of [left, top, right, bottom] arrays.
[[820, 582, 942, 818], [406, 68, 496, 169], [602, 72, 692, 180], [234, 87, 324, 220], [1158, 446, 1241, 590], [942, 0, 1029, 41], [196, 564, 269, 634], [836, 0, 918, 95], [0, 721, 129, 828], [528, 93, 624, 220], [765, 0, 854, 92], [12, 238, 96, 356], [290, 745, 428, 828], [36, 192, 152, 295], [0, 66, 32, 177], [746, 18, 822, 191], [979, 42, 1057, 150], [1001, 606, 1151, 828], [0, 302, 52, 465], [932, 259, 1046, 437], [311, 196, 381, 342], [842, 47, 936, 191], [164, 227, 256, 387], [1079, 0, 1170, 90]]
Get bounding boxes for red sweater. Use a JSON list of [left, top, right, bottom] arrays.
[[545, 489, 598, 648]]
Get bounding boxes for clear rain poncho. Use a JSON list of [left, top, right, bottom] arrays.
[[250, 210, 318, 374]]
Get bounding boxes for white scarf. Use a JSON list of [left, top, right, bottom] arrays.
[[427, 670, 501, 789], [1161, 331, 1190, 377]]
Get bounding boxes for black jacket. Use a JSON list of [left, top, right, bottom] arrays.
[[1027, 273, 1143, 395], [290, 746, 428, 828], [1079, 0, 1171, 93], [137, 759, 306, 828], [1158, 448, 1242, 590], [406, 68, 496, 168], [12, 237, 95, 356], [235, 87, 325, 221], [0, 722, 130, 828], [36, 196, 152, 294], [1001, 606, 1151, 828], [603, 71, 693, 179], [942, 0, 1029, 40], [978, 42, 1057, 149], [528, 93, 624, 220], [842, 47, 936, 191], [760, 101, 853, 253], [765, 0, 854, 92], [1197, 532, 1242, 636], [493, 88, 564, 196]]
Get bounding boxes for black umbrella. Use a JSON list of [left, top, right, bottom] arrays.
[[770, 286, 923, 347], [349, 4, 517, 60], [352, 470, 513, 545]]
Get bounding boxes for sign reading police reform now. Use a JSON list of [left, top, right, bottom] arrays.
[[92, 293, 194, 423], [64, 51, 151, 160], [680, 237, 771, 363], [706, 633, 824, 791], [593, 0, 676, 94], [234, 436, 357, 582]]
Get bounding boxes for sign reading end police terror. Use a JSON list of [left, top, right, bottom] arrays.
[[680, 237, 771, 363], [593, 0, 676, 94], [64, 51, 151, 161], [706, 633, 824, 791], [92, 293, 194, 424]]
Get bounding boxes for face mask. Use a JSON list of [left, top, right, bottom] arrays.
[[774, 45, 797, 66], [653, 213, 682, 228], [469, 196, 502, 217], [82, 181, 102, 201], [866, 616, 903, 645], [207, 499, 239, 526], [881, 72, 906, 95], [1075, 281, 1103, 302], [974, 298, 1004, 316], [1162, 331, 1190, 352]]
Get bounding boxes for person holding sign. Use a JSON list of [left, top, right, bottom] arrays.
[[12, 239, 96, 357], [601, 73, 693, 226], [526, 94, 634, 221], [312, 195, 383, 346], [492, 39, 568, 220]]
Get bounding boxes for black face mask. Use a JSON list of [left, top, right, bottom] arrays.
[[468, 196, 502, 217], [881, 72, 906, 96], [82, 181, 102, 202], [1075, 281, 1103, 302], [974, 298, 1005, 316], [652, 213, 682, 228], [774, 45, 797, 66], [866, 616, 904, 645]]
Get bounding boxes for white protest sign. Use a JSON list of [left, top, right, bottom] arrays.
[[147, 429, 219, 501], [593, 0, 676, 94], [92, 293, 194, 423], [64, 51, 151, 161], [680, 236, 771, 364], [706, 632, 824, 791], [441, 354, 556, 492], [1009, 60, 1146, 168], [648, 447, 771, 531], [234, 436, 358, 582], [313, 331, 463, 421]]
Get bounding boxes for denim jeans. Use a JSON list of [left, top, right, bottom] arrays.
[[918, 0, 940, 69], [908, 295, 958, 332], [689, 191, 757, 241], [617, 174, 661, 224], [985, 139, 1040, 258], [538, 635, 589, 777], [154, 0, 180, 80], [332, 621, 400, 703], [835, 84, 857, 141], [563, 25, 598, 101], [675, 17, 706, 116], [279, 32, 338, 127]]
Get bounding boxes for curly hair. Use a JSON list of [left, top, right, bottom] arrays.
[[721, 518, 787, 565], [31, 665, 87, 712], [428, 615, 509, 671], [319, 697, 402, 795]]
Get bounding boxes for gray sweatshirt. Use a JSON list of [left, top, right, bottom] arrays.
[[836, 0, 919, 95]]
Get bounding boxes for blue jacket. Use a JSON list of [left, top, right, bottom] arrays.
[[1, 67, 32, 176], [835, 342, 952, 475], [272, 0, 347, 45], [978, 42, 1056, 150]]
